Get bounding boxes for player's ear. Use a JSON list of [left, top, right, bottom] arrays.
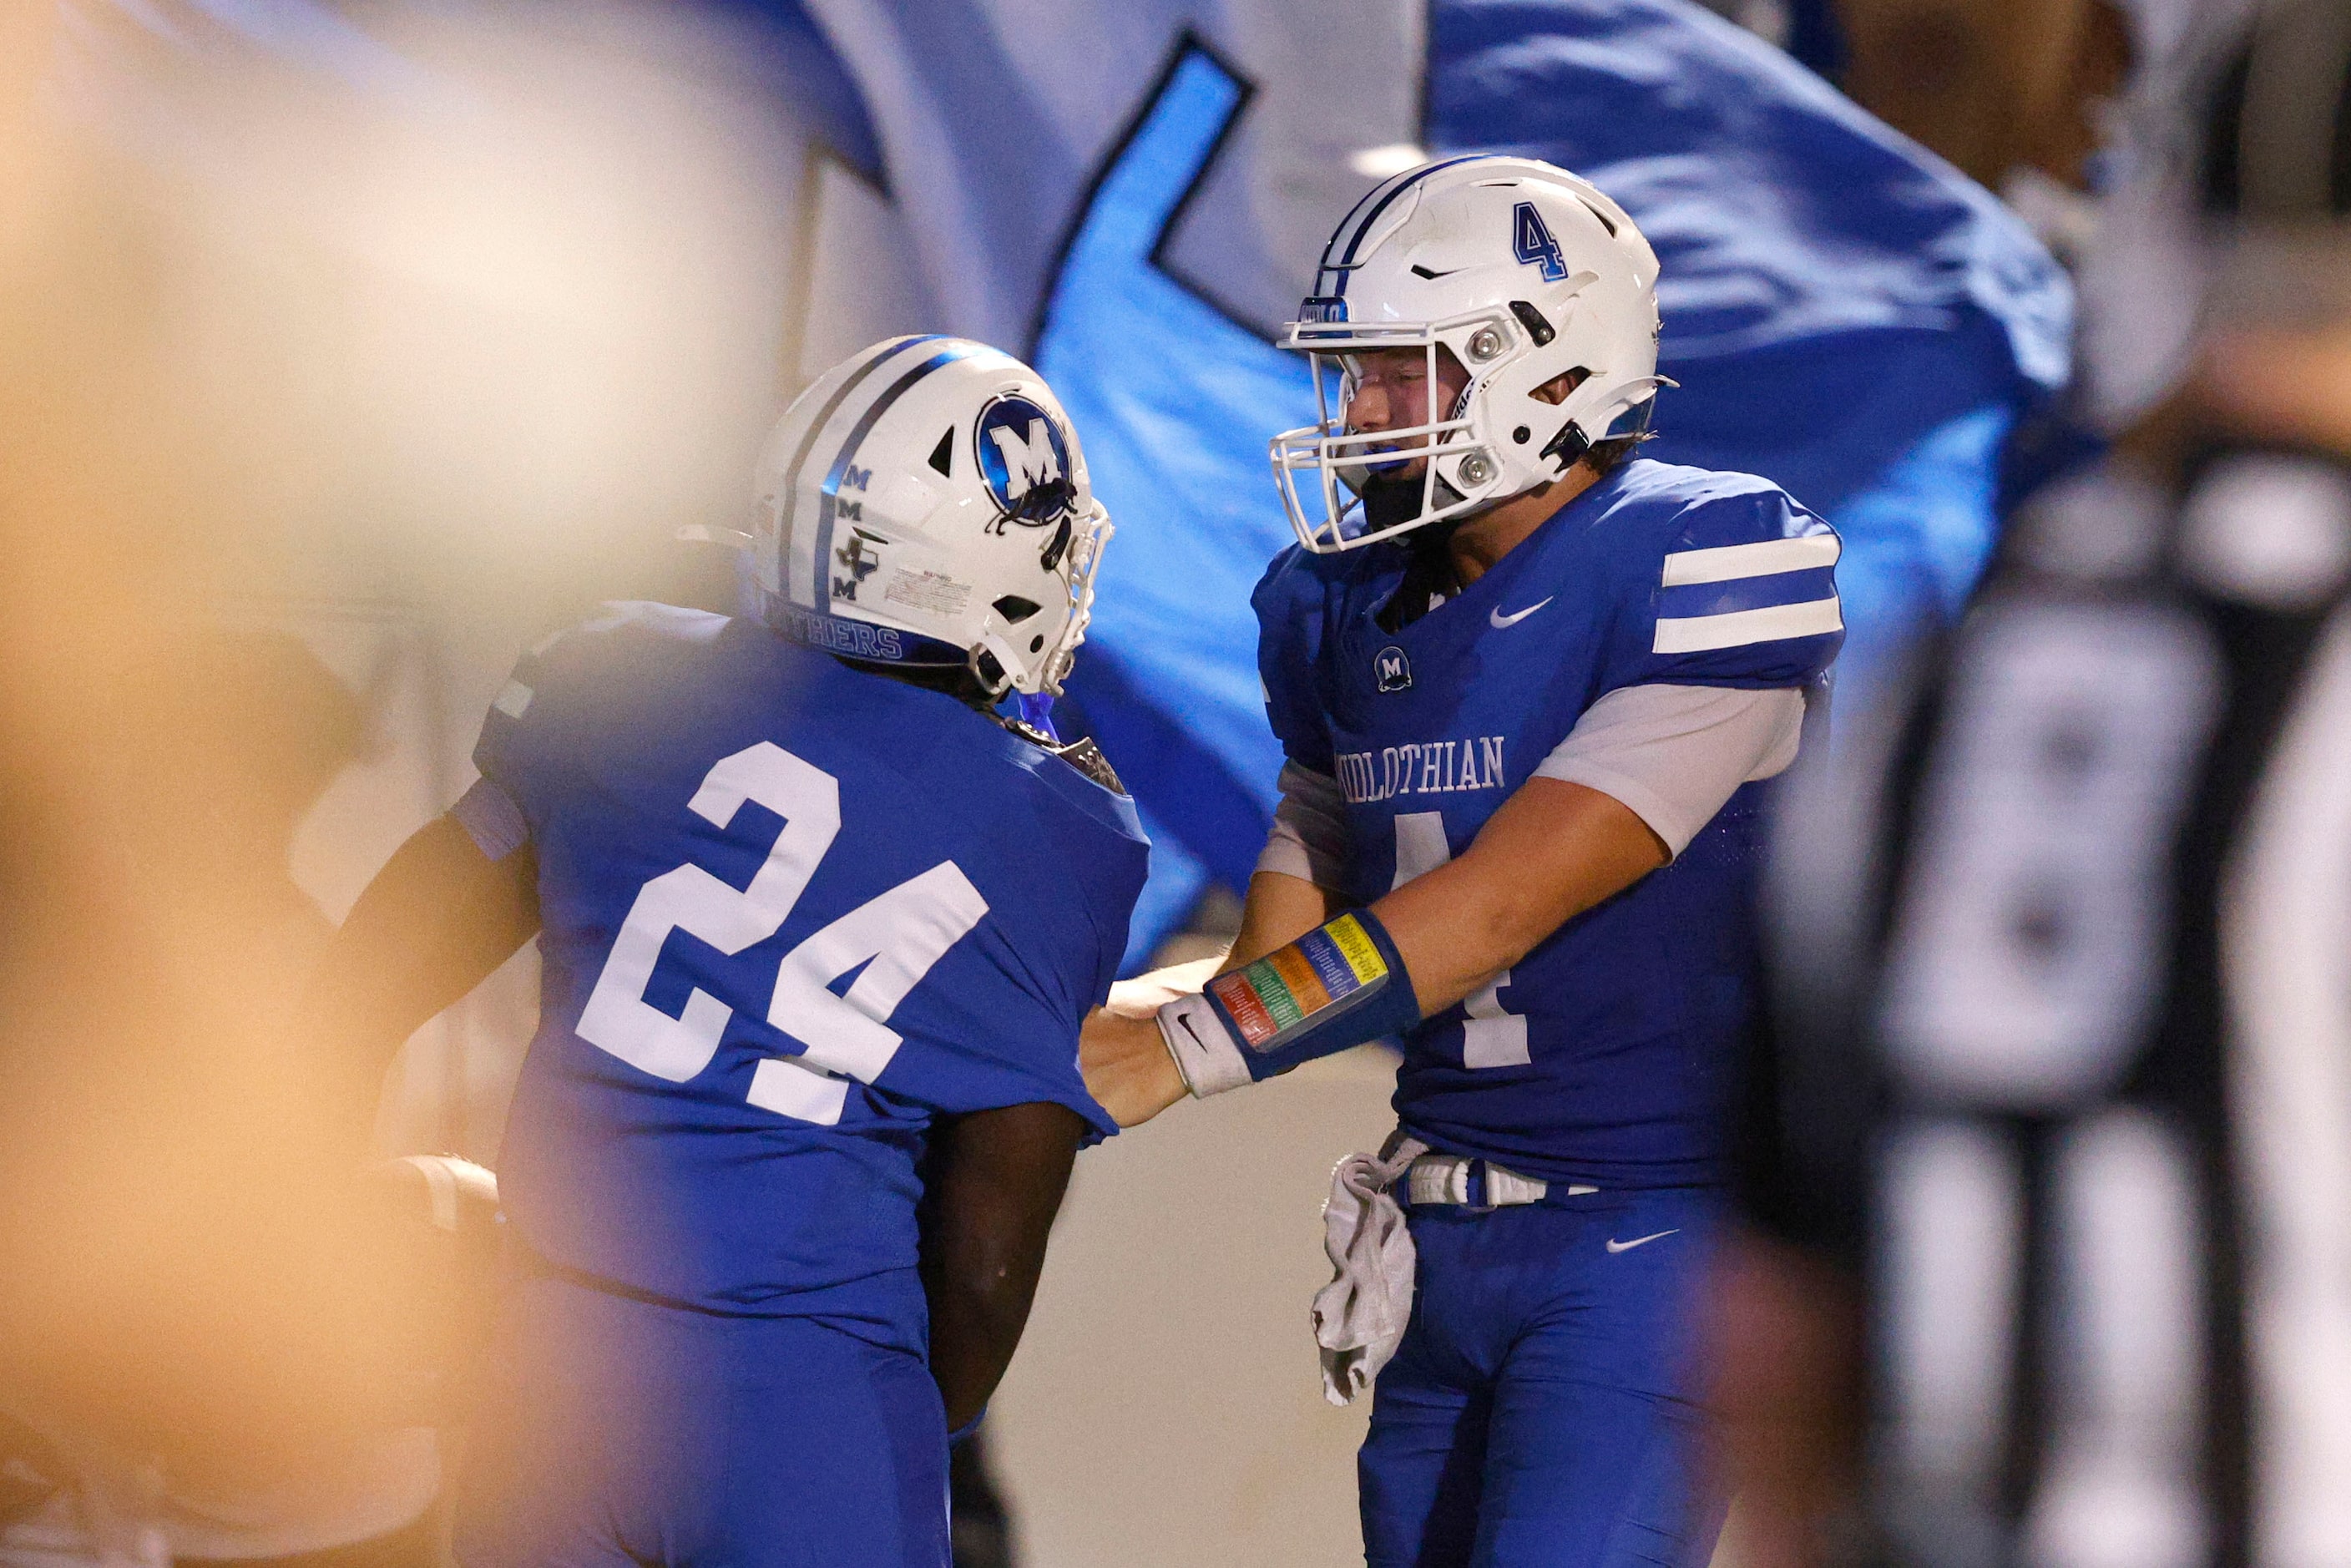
[[1529, 367, 1591, 407]]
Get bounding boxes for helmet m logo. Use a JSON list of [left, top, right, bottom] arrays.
[[992, 420, 1061, 497], [1374, 645, 1412, 693], [975, 394, 1077, 534], [1513, 201, 1568, 283]]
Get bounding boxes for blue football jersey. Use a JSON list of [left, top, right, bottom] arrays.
[[1254, 459, 1842, 1187], [472, 603, 1147, 1348]]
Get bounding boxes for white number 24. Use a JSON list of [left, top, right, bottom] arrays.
[[574, 741, 988, 1125]]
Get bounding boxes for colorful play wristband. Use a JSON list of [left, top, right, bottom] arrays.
[[1155, 909, 1423, 1095]]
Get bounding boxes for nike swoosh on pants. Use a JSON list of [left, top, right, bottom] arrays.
[[1604, 1229, 1679, 1254]]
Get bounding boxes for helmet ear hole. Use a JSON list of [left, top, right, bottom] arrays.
[[1529, 367, 1590, 407], [993, 595, 1042, 624]]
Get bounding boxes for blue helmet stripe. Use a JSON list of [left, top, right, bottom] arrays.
[[781, 336, 948, 605], [809, 341, 988, 643], [1315, 175, 1401, 276], [1319, 154, 1486, 297]]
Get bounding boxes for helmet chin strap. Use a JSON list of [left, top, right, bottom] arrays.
[[1358, 473, 1431, 538], [1357, 467, 1475, 536]]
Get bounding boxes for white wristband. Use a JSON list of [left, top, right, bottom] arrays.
[[1156, 992, 1252, 1099]]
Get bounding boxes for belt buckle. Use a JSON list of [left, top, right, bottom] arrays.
[[1460, 1159, 1499, 1215]]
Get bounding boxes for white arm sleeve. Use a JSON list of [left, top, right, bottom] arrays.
[[1533, 683, 1807, 858], [1254, 761, 1352, 891]]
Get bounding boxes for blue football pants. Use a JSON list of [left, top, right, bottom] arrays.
[[453, 1273, 949, 1568], [1358, 1186, 1726, 1568]]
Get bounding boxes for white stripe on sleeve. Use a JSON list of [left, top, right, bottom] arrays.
[[1660, 533, 1842, 585], [1653, 595, 1843, 654]]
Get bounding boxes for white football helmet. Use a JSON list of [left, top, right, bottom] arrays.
[[1270, 155, 1669, 553], [746, 336, 1110, 697]]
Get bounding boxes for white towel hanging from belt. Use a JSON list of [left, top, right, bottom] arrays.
[[1310, 1136, 1427, 1406]]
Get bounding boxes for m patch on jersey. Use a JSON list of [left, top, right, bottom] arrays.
[[1374, 645, 1413, 692], [1208, 914, 1389, 1052]]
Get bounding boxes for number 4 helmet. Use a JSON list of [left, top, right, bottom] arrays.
[[746, 336, 1112, 697], [1271, 156, 1668, 553]]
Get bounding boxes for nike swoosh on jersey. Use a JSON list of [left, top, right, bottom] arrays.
[[1604, 1229, 1680, 1253], [1489, 597, 1554, 629]]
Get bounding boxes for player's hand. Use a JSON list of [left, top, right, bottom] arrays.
[[1080, 1009, 1190, 1127], [1101, 955, 1226, 1019]]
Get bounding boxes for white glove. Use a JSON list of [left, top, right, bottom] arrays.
[[1311, 1136, 1427, 1405]]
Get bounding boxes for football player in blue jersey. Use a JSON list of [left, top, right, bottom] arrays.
[[302, 336, 1147, 1568], [1082, 157, 1845, 1567]]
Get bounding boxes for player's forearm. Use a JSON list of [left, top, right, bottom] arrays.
[[302, 815, 541, 1135], [1372, 777, 1665, 1017], [1095, 782, 1665, 1121], [1224, 870, 1337, 970], [924, 1260, 1037, 1434], [918, 1102, 1084, 1432]]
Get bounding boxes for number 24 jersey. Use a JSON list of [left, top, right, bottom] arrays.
[[472, 604, 1147, 1349]]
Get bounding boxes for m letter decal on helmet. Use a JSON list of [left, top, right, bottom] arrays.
[[977, 395, 1076, 529], [1513, 202, 1568, 283], [990, 421, 1061, 497]]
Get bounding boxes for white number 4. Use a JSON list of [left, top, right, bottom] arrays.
[[1393, 812, 1529, 1068], [574, 741, 988, 1125]]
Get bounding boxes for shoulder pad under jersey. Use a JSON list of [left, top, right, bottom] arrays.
[[1000, 717, 1128, 797]]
